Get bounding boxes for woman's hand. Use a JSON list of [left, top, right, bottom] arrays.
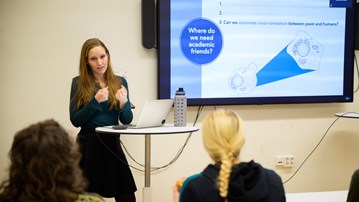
[[172, 183, 180, 202], [116, 85, 128, 109], [95, 87, 109, 103], [173, 176, 186, 202]]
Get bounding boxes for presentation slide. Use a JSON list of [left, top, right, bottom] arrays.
[[167, 0, 353, 100]]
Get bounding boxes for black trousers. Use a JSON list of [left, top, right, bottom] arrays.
[[115, 192, 136, 202]]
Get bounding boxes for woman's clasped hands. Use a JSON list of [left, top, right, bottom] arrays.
[[95, 87, 109, 103]]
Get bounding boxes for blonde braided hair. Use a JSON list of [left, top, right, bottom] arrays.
[[202, 109, 245, 199]]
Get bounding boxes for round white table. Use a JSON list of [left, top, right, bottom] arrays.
[[96, 125, 199, 202], [335, 112, 359, 118]]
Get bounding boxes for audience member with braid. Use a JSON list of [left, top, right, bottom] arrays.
[[173, 109, 286, 202]]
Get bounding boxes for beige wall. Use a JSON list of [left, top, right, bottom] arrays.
[[1, 1, 359, 201]]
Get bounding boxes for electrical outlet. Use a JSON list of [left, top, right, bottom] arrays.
[[283, 155, 295, 168], [275, 156, 284, 166], [275, 155, 294, 168]]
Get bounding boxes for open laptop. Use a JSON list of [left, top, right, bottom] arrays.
[[126, 99, 174, 129]]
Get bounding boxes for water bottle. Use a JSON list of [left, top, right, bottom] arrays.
[[174, 88, 187, 127]]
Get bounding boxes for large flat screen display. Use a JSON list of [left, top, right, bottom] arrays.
[[157, 0, 356, 106]]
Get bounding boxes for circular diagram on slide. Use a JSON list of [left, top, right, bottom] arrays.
[[228, 64, 257, 94]]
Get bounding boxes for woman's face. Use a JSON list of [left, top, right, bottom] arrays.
[[87, 45, 108, 77]]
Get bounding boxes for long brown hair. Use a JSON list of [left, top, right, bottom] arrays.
[[73, 38, 122, 110], [0, 119, 87, 202]]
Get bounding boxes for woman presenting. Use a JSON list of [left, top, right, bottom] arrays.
[[70, 38, 136, 202]]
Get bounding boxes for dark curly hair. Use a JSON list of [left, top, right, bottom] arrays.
[[0, 119, 87, 202]]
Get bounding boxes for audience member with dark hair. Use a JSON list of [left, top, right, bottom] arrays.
[[347, 169, 359, 202], [0, 119, 104, 202], [173, 109, 286, 202]]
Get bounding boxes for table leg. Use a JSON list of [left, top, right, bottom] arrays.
[[143, 187, 152, 202], [143, 134, 152, 202]]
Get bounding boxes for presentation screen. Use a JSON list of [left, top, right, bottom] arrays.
[[157, 0, 356, 106]]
